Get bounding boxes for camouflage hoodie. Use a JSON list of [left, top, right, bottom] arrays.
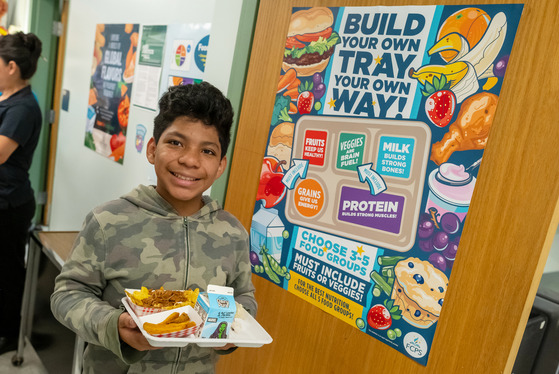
[[50, 184, 257, 374]]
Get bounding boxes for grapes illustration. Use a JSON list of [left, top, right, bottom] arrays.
[[416, 211, 462, 271], [440, 212, 461, 235], [417, 213, 435, 238]]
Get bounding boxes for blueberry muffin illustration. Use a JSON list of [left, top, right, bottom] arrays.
[[391, 257, 448, 328]]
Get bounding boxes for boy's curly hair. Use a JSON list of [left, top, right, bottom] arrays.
[[153, 82, 234, 158]]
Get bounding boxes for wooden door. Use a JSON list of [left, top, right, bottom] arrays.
[[221, 0, 559, 373]]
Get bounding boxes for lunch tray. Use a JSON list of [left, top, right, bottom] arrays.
[[122, 297, 273, 347]]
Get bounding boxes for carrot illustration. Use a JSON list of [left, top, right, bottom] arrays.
[[288, 102, 298, 114], [277, 68, 297, 93], [283, 87, 299, 101], [287, 78, 301, 91]]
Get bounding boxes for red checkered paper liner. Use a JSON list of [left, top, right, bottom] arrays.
[[128, 301, 166, 317], [137, 305, 204, 339], [149, 324, 200, 338]]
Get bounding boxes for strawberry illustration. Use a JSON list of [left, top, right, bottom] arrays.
[[422, 74, 456, 128], [367, 299, 402, 330], [297, 80, 314, 114]]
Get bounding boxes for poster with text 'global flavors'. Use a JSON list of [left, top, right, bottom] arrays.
[[249, 5, 523, 365], [85, 24, 139, 164]]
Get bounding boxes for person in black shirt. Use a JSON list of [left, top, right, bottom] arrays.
[[0, 32, 42, 354]]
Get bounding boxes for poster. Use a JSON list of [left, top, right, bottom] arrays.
[[85, 23, 139, 164], [133, 25, 167, 111], [158, 23, 211, 97], [249, 5, 523, 365]]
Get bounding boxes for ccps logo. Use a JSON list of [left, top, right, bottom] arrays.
[[403, 332, 428, 358]]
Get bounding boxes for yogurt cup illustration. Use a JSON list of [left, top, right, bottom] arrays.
[[425, 163, 476, 222]]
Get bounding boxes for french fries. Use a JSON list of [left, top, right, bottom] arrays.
[[143, 312, 196, 335]]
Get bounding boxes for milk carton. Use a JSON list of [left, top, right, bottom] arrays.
[[195, 285, 236, 339]]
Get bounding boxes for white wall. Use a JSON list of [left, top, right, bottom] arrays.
[[48, 0, 245, 230]]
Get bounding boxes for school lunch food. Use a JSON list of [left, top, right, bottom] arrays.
[[125, 286, 253, 339], [143, 311, 197, 336], [125, 286, 199, 316]]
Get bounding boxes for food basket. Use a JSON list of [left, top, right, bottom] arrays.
[[125, 288, 198, 317], [139, 305, 203, 338]]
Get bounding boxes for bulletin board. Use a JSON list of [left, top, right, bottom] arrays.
[[222, 0, 559, 373], [47, 0, 254, 230]]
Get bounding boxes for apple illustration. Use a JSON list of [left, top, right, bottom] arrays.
[[257, 156, 287, 208]]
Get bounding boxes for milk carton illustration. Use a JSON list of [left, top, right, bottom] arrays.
[[250, 207, 285, 262]]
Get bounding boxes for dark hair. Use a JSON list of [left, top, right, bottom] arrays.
[[153, 82, 234, 158], [0, 32, 42, 80]]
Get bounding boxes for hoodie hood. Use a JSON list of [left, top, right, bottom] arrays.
[[122, 184, 221, 219]]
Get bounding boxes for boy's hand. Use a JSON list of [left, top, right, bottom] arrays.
[[118, 312, 162, 351], [214, 343, 237, 351]]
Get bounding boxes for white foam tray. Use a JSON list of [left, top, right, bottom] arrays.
[[122, 297, 272, 348]]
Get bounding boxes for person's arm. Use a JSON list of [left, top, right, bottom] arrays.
[[50, 211, 155, 364], [0, 103, 37, 164], [0, 135, 19, 164]]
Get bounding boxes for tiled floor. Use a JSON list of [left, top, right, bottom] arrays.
[[0, 254, 75, 373]]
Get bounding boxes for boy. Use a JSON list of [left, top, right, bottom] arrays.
[[51, 82, 257, 373]]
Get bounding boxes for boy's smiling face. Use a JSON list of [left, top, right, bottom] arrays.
[[146, 116, 226, 216]]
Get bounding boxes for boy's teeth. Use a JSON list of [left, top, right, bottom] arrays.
[[173, 172, 195, 181]]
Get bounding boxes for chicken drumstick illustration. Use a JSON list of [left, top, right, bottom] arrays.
[[431, 92, 498, 165]]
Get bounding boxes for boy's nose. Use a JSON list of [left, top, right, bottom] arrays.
[[178, 149, 201, 167]]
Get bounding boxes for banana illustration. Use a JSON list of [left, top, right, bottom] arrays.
[[408, 61, 469, 88], [449, 62, 479, 103], [411, 12, 508, 102], [428, 32, 470, 62], [428, 12, 507, 78], [459, 12, 507, 78]]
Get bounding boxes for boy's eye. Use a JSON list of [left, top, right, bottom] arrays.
[[168, 139, 182, 146], [202, 148, 217, 156]]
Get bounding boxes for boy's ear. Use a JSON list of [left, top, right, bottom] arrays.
[[146, 137, 156, 165], [216, 156, 227, 179]]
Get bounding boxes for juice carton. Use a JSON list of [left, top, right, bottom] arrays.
[[195, 285, 236, 339]]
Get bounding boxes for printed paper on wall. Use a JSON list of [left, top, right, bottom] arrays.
[[85, 23, 139, 164]]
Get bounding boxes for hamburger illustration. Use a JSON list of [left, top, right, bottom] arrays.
[[283, 7, 340, 76]]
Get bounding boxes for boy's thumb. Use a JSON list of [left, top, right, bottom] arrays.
[[120, 312, 138, 328]]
